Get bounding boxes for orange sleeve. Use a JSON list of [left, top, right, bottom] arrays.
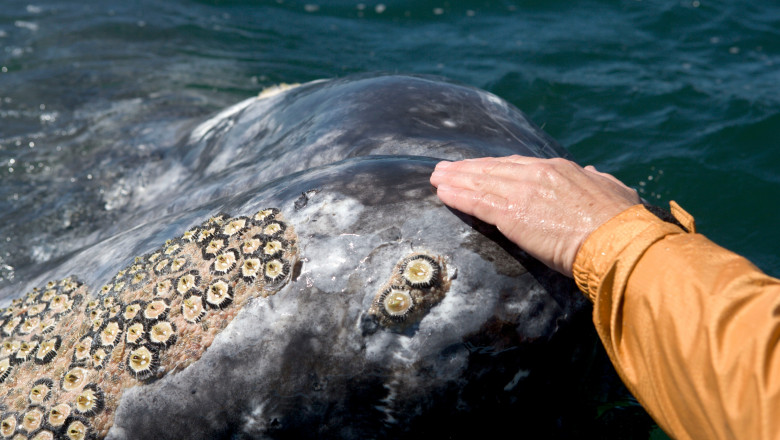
[[572, 204, 780, 440]]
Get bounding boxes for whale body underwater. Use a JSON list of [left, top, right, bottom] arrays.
[[0, 75, 649, 439]]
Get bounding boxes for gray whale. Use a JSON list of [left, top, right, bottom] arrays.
[[0, 75, 642, 439]]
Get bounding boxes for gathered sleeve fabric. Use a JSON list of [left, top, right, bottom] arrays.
[[572, 204, 780, 440]]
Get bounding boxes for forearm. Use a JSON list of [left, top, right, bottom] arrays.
[[574, 205, 780, 439]]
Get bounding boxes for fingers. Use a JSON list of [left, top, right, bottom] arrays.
[[434, 183, 510, 228]]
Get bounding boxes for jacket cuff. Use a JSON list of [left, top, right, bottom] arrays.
[[572, 204, 687, 302]]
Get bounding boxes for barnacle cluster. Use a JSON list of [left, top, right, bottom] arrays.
[[368, 253, 450, 329], [0, 209, 297, 439]]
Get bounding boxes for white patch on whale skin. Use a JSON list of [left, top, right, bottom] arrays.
[[504, 369, 530, 391]]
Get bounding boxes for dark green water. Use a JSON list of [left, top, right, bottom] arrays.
[[0, 1, 778, 437]]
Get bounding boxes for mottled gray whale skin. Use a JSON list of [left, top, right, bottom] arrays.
[[1, 75, 617, 439]]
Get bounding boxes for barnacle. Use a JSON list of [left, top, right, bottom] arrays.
[[212, 249, 237, 275], [123, 301, 145, 321], [155, 279, 173, 297], [400, 255, 440, 288], [47, 404, 71, 428], [262, 239, 286, 259], [15, 340, 39, 362], [72, 337, 93, 365], [153, 258, 170, 276], [203, 238, 226, 259], [253, 208, 278, 224], [205, 280, 233, 309], [1, 340, 19, 357], [99, 319, 123, 347], [221, 217, 249, 237], [34, 336, 60, 364], [241, 236, 262, 256], [63, 417, 91, 440], [127, 345, 158, 380], [75, 384, 105, 417], [176, 271, 200, 295], [125, 321, 146, 346], [379, 287, 415, 321], [29, 429, 55, 440], [170, 256, 188, 272], [20, 406, 44, 433], [19, 316, 40, 335], [29, 379, 53, 405], [148, 321, 177, 347], [264, 259, 290, 284], [90, 347, 110, 370], [262, 222, 285, 237], [61, 367, 90, 392], [0, 413, 16, 437], [182, 294, 206, 323], [240, 258, 262, 283], [143, 299, 169, 322]]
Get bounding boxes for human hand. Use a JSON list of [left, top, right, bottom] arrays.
[[429, 155, 641, 276]]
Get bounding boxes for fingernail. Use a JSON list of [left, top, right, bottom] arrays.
[[435, 161, 452, 170]]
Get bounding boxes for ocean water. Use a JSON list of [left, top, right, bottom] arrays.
[[0, 0, 778, 437]]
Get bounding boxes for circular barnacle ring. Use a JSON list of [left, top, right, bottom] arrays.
[[195, 226, 218, 246], [261, 221, 286, 238], [2, 316, 21, 336], [29, 378, 54, 405], [152, 258, 171, 276], [89, 346, 110, 370], [202, 238, 227, 259], [47, 404, 71, 429], [74, 384, 105, 417], [0, 358, 13, 383], [62, 416, 92, 440], [122, 301, 146, 321], [15, 338, 40, 363], [180, 227, 199, 243], [38, 315, 58, 335], [20, 406, 44, 433], [71, 336, 93, 366], [241, 235, 263, 256], [400, 255, 441, 289], [61, 367, 90, 392], [170, 256, 189, 273], [34, 336, 61, 365], [260, 238, 287, 260], [0, 412, 17, 437], [176, 271, 201, 296], [125, 320, 147, 346], [0, 340, 19, 358], [263, 259, 290, 284], [18, 316, 41, 335], [205, 279, 233, 309], [162, 240, 182, 257], [143, 299, 170, 322], [154, 279, 173, 298], [378, 286, 415, 322], [146, 251, 162, 264], [148, 320, 177, 347], [181, 294, 206, 323], [27, 302, 47, 317], [128, 270, 149, 288], [204, 212, 231, 227], [126, 345, 159, 380], [211, 249, 238, 275], [220, 216, 250, 238], [40, 289, 58, 303], [240, 258, 262, 283], [98, 318, 123, 347], [252, 208, 279, 225]]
